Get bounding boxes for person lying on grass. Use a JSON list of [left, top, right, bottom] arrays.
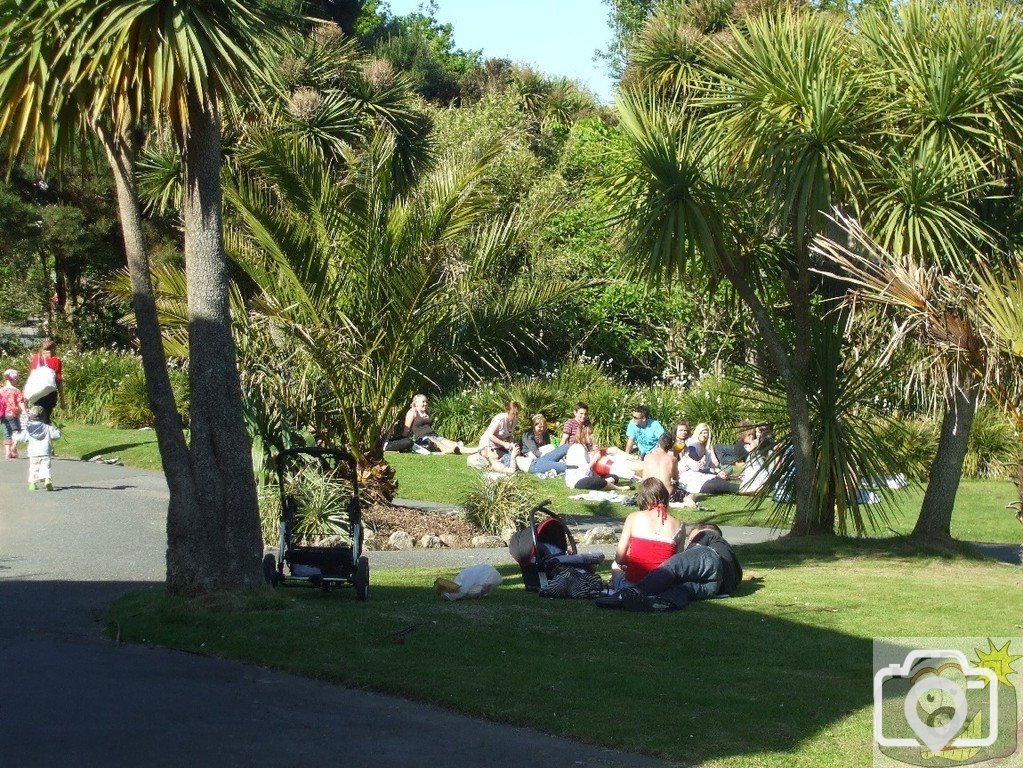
[[596, 523, 742, 612], [564, 427, 626, 491], [609, 477, 687, 591], [517, 413, 569, 475]]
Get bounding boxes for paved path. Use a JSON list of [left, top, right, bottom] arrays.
[[0, 457, 670, 768]]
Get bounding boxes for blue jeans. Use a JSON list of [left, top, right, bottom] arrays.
[[528, 443, 570, 474], [635, 544, 724, 608]]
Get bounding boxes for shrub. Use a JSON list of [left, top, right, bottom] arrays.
[[58, 349, 139, 424], [675, 376, 751, 436], [259, 467, 354, 546], [461, 473, 545, 534], [888, 417, 939, 482], [106, 366, 189, 429], [965, 407, 1017, 480]]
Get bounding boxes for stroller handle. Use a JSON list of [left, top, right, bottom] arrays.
[[526, 500, 579, 557]]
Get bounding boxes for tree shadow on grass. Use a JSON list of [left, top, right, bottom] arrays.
[[98, 574, 881, 766], [80, 441, 156, 460], [736, 533, 992, 570]]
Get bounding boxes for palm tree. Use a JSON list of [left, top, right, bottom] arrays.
[[839, 0, 1023, 539], [0, 0, 290, 591], [814, 215, 1023, 520], [226, 130, 590, 501], [606, 9, 883, 534]]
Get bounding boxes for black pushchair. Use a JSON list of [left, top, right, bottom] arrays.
[[262, 446, 369, 599], [508, 501, 604, 593]]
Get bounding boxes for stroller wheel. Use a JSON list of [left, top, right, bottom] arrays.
[[262, 553, 279, 586], [354, 555, 369, 601]]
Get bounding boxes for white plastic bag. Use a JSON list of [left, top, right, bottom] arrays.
[[23, 365, 57, 404], [442, 563, 503, 601]]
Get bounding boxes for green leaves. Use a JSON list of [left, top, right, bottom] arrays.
[[225, 130, 591, 460], [604, 89, 728, 285]]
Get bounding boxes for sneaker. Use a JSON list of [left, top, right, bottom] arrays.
[[28, 482, 36, 491], [595, 589, 627, 610], [44, 480, 53, 491]]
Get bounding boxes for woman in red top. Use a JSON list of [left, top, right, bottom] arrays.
[[29, 339, 63, 424], [610, 477, 687, 589]]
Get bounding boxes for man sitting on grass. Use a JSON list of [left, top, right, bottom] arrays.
[[595, 523, 742, 612]]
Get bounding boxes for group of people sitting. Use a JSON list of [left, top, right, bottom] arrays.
[[388, 395, 776, 507], [389, 393, 749, 613]]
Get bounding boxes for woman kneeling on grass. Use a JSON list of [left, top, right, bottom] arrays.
[[609, 478, 686, 591]]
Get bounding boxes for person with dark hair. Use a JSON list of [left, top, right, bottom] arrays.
[[608, 477, 686, 590], [672, 420, 692, 453], [596, 523, 743, 612], [560, 402, 592, 448], [28, 339, 63, 424], [623, 405, 665, 458], [642, 432, 679, 498]]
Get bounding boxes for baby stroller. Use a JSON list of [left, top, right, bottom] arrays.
[[262, 446, 369, 600], [508, 501, 604, 596]]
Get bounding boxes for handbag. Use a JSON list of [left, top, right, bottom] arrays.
[[23, 361, 57, 404]]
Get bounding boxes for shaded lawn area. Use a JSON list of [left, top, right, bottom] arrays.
[[108, 537, 1022, 768], [389, 453, 1023, 544]]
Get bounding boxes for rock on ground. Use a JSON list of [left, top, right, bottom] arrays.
[[579, 525, 618, 545]]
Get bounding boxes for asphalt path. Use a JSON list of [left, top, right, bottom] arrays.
[[0, 457, 671, 768]]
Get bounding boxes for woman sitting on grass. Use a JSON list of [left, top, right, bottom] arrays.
[[477, 400, 522, 473], [403, 394, 467, 454], [610, 477, 686, 590]]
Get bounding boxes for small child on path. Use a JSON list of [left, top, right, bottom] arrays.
[[17, 405, 61, 490], [1, 369, 25, 459]]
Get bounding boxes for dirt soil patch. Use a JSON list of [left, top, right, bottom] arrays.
[[364, 504, 487, 549]]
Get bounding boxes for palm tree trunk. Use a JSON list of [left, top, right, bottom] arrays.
[[180, 99, 262, 590], [787, 243, 830, 535], [98, 125, 202, 581], [719, 252, 821, 534], [913, 372, 980, 540]]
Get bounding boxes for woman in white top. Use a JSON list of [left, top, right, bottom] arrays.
[[686, 423, 726, 477], [478, 400, 522, 472]]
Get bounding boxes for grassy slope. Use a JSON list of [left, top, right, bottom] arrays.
[[57, 423, 164, 471], [108, 538, 1023, 768]]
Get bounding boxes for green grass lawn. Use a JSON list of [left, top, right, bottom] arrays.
[[389, 453, 1022, 545], [57, 422, 164, 471], [53, 423, 1021, 543], [108, 537, 1023, 767]]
